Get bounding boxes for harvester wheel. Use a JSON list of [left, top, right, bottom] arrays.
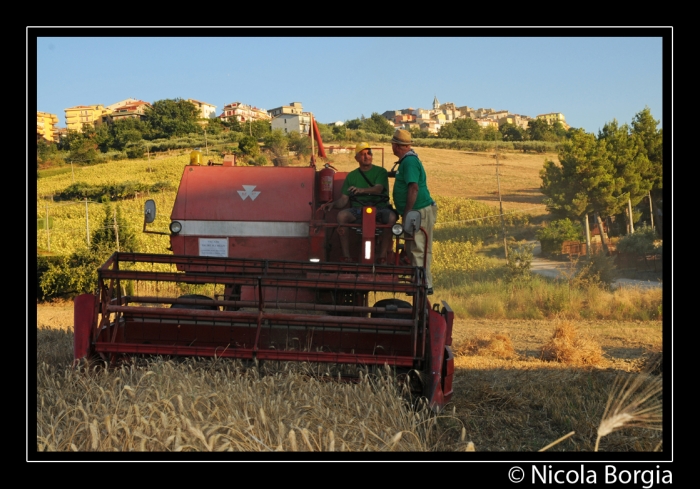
[[171, 294, 218, 310], [370, 299, 412, 319]]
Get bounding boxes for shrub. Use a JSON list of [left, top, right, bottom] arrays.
[[576, 251, 617, 287], [39, 244, 111, 299], [251, 154, 269, 166], [237, 136, 260, 157], [506, 243, 534, 280], [263, 129, 288, 157], [37, 255, 63, 300], [287, 131, 311, 157], [126, 143, 146, 159], [536, 218, 584, 255], [616, 225, 660, 256]]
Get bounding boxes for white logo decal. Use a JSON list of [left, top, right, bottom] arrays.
[[238, 185, 261, 201]]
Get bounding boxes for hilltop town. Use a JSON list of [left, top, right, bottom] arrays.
[[37, 96, 568, 142]]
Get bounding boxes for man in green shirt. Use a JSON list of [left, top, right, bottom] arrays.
[[320, 142, 397, 263], [391, 129, 437, 294]]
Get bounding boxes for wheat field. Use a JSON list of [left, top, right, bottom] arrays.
[[36, 301, 663, 454]]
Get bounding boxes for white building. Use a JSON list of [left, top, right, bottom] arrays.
[[271, 112, 312, 134], [187, 99, 218, 119]]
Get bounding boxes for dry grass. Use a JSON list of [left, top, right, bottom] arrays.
[[539, 321, 605, 367]]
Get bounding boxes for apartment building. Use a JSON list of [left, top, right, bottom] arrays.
[[37, 112, 59, 142], [537, 112, 569, 129], [271, 112, 312, 135], [268, 102, 312, 134], [268, 102, 304, 118], [64, 104, 110, 132], [220, 102, 272, 124]]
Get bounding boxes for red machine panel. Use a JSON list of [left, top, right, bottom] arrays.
[[171, 166, 316, 222], [170, 166, 317, 260]]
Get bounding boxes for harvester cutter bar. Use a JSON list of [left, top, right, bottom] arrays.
[[107, 304, 414, 329], [94, 341, 415, 367], [120, 295, 414, 316]]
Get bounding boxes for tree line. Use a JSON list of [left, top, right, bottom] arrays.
[[539, 107, 662, 252]]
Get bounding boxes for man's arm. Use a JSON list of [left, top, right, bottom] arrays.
[[402, 183, 419, 222], [321, 193, 349, 212], [347, 183, 384, 195]]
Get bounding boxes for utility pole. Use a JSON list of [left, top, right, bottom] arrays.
[[204, 127, 209, 156], [85, 198, 90, 246], [495, 146, 508, 261], [45, 203, 50, 253], [113, 208, 120, 252], [628, 198, 635, 234], [584, 214, 591, 258], [310, 115, 316, 165], [648, 191, 654, 230]]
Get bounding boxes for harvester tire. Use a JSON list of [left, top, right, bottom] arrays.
[[371, 299, 412, 319], [170, 294, 218, 310]]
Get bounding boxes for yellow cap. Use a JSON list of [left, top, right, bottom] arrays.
[[355, 142, 371, 154]]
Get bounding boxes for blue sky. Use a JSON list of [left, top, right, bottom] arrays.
[[34, 31, 667, 134]]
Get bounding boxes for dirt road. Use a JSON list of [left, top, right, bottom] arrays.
[[527, 241, 662, 290]]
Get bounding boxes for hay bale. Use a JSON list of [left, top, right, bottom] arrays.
[[540, 322, 604, 366]]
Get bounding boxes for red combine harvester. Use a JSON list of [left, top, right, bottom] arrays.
[[73, 119, 455, 410]]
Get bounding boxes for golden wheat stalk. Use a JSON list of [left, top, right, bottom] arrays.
[[595, 370, 662, 452], [539, 431, 575, 452]]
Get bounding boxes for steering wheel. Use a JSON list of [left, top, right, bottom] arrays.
[[349, 192, 390, 207]]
